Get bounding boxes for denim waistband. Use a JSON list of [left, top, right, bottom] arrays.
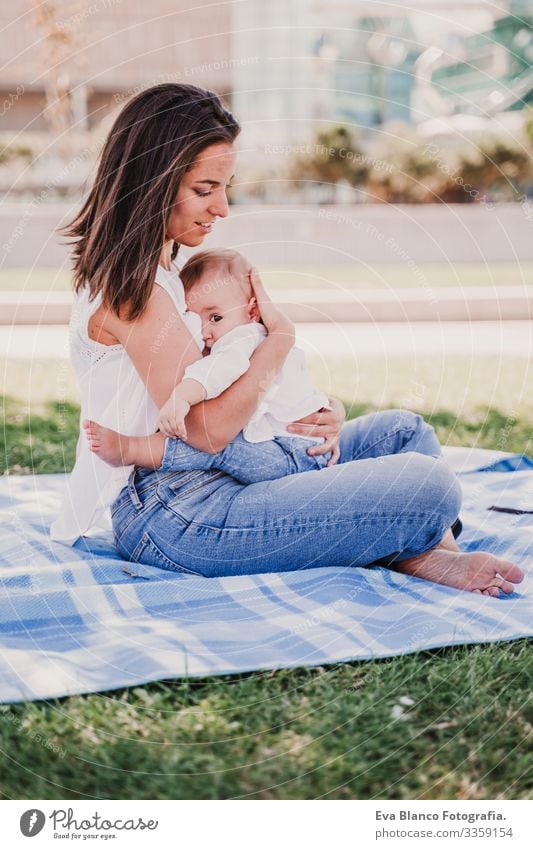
[[113, 467, 173, 514], [113, 466, 228, 516]]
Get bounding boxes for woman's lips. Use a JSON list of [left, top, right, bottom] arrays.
[[196, 221, 213, 233]]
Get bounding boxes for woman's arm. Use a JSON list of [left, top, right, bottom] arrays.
[[108, 284, 294, 453]]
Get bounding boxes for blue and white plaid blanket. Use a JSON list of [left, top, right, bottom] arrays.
[[0, 448, 531, 703]]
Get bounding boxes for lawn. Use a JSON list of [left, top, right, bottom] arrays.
[[0, 380, 532, 800], [1, 262, 532, 292], [2, 353, 532, 421]]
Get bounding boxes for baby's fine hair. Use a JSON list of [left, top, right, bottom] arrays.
[[180, 249, 251, 298]]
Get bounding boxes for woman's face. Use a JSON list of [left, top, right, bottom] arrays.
[[167, 142, 236, 247]]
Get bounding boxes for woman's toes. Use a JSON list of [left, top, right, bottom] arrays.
[[498, 561, 525, 585], [483, 587, 501, 598]]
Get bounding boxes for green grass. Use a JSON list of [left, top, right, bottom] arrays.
[[0, 268, 71, 292], [1, 396, 78, 475], [1, 391, 532, 799], [1, 394, 532, 477], [262, 262, 533, 292], [2, 262, 532, 292], [2, 354, 531, 423], [309, 356, 533, 431], [0, 643, 531, 800]]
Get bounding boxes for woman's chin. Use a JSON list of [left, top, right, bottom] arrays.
[[175, 231, 207, 248]]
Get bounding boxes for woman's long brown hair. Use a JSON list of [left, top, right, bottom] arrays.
[[63, 84, 240, 319]]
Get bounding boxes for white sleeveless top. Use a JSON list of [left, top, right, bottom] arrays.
[[50, 261, 201, 545]]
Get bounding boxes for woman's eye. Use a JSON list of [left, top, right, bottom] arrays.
[[210, 314, 223, 323], [194, 189, 212, 197]]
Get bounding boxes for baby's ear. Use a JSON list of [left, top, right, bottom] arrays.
[[248, 296, 260, 322]]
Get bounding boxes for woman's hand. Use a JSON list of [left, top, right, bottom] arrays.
[[249, 267, 295, 343], [287, 397, 346, 466]]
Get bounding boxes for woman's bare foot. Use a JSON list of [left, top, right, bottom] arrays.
[[437, 527, 460, 553], [395, 548, 524, 597], [83, 420, 165, 469]]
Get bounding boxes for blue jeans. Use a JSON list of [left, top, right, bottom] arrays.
[[159, 430, 327, 484], [111, 410, 462, 578]]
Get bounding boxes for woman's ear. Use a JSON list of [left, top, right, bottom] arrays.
[[248, 296, 260, 322]]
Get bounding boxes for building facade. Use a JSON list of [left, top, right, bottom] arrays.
[[0, 0, 232, 132]]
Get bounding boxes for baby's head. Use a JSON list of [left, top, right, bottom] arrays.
[[180, 249, 259, 349]]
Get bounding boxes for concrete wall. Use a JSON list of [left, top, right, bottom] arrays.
[[1, 203, 533, 270]]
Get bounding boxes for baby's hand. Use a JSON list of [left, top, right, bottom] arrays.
[[159, 396, 191, 441]]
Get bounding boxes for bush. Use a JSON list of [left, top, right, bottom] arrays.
[[288, 126, 369, 202], [287, 123, 533, 204], [0, 138, 34, 166]]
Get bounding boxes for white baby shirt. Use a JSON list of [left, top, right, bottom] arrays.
[[184, 322, 329, 443]]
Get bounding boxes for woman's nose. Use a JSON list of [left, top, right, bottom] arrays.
[[208, 190, 229, 219]]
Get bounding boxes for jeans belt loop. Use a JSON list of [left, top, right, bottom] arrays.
[[127, 468, 143, 510]]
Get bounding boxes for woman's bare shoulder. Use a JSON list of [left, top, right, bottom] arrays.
[[89, 283, 181, 346], [87, 303, 121, 346]]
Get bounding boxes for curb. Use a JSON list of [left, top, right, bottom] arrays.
[[0, 287, 531, 325], [279, 286, 532, 323]]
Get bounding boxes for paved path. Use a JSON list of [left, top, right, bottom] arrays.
[[0, 321, 531, 361]]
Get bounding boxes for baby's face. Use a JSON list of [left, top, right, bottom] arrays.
[[185, 269, 252, 350]]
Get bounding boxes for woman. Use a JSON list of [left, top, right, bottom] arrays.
[[51, 83, 523, 597]]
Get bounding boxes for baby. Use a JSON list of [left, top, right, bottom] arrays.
[[86, 249, 332, 484]]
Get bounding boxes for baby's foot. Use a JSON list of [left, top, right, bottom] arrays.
[[396, 548, 524, 597], [83, 420, 133, 467]]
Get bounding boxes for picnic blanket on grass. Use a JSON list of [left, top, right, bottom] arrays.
[[0, 447, 531, 703]]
